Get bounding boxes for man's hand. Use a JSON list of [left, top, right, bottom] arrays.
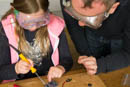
[[47, 65, 65, 82], [78, 56, 97, 75]]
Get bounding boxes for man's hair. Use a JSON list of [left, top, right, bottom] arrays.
[[82, 0, 117, 10]]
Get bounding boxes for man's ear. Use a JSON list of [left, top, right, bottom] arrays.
[[108, 2, 120, 14]]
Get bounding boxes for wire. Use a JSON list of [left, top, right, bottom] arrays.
[[62, 78, 72, 87]]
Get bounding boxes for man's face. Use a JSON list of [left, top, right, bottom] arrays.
[[71, 0, 107, 27]]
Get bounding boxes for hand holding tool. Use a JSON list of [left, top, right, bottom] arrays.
[[9, 44, 46, 85]]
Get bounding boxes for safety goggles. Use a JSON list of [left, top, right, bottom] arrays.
[[63, 0, 109, 29], [15, 10, 50, 29]]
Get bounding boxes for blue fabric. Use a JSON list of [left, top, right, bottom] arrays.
[[82, 28, 123, 58], [83, 28, 110, 58]]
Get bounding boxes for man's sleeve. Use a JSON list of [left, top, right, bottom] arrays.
[[96, 10, 130, 73]]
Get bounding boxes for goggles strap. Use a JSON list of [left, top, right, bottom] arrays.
[[14, 9, 19, 16]]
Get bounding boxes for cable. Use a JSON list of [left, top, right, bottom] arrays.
[[62, 78, 72, 87]]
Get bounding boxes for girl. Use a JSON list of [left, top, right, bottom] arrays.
[[0, 0, 73, 83]]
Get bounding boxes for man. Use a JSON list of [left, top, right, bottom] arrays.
[[60, 0, 130, 74]]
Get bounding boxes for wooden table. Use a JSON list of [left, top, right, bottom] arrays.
[[1, 66, 130, 87], [98, 66, 130, 87]]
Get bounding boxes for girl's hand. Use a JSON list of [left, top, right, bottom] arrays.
[[15, 59, 34, 74], [47, 65, 65, 82]]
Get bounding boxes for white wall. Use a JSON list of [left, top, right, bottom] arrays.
[[0, 0, 12, 18], [0, 0, 62, 19], [49, 0, 63, 17], [49, 0, 61, 11]]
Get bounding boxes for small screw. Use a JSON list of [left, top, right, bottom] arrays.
[[66, 78, 72, 82], [88, 83, 92, 87]]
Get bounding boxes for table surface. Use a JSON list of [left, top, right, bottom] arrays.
[[1, 66, 130, 87]]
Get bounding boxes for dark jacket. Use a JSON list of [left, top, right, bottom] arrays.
[[0, 23, 73, 80], [60, 0, 130, 73]]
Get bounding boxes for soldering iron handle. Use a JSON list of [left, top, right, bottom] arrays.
[[19, 54, 37, 73]]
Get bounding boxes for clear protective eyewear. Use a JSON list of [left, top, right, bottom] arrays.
[[63, 0, 109, 29], [15, 10, 50, 29]]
